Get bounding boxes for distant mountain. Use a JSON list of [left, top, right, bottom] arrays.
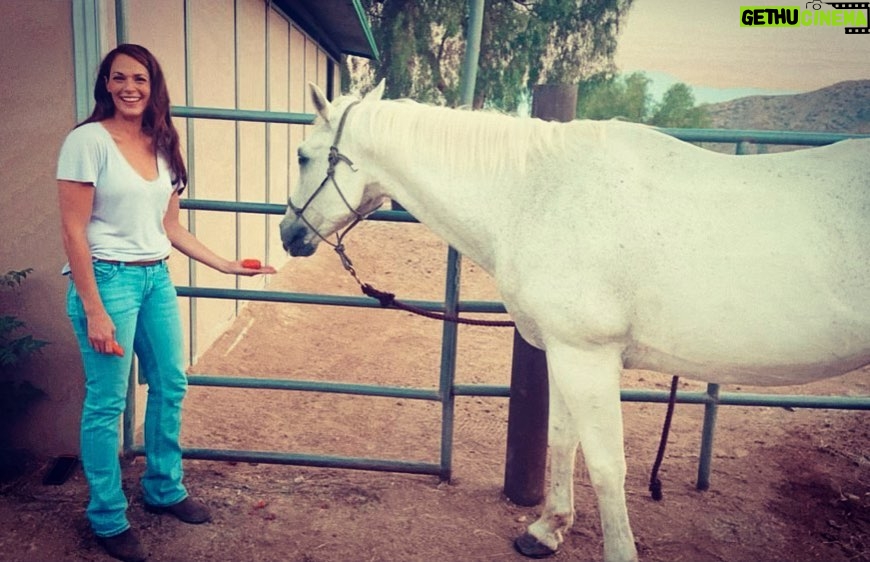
[[636, 70, 797, 105], [704, 80, 870, 134]]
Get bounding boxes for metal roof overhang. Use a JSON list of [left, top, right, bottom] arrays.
[[274, 0, 379, 61]]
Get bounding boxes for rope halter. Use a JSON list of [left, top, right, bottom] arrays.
[[287, 100, 364, 274]]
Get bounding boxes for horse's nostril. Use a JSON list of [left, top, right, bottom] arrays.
[[280, 221, 303, 246], [280, 223, 317, 257], [289, 227, 305, 245]]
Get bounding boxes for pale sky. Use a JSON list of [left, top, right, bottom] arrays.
[[615, 0, 869, 94]]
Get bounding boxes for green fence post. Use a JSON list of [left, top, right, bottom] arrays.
[[697, 383, 720, 490]]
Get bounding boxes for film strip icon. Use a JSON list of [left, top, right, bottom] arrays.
[[818, 1, 870, 33]]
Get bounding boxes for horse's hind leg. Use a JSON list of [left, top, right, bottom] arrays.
[[516, 343, 637, 562]]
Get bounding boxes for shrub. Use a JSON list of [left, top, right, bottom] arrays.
[[0, 269, 48, 480]]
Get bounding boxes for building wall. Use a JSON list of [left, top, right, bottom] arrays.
[[0, 0, 339, 457], [0, 0, 81, 457]]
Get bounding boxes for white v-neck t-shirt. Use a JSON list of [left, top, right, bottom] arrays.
[[57, 122, 183, 269]]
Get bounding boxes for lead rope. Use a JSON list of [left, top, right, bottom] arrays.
[[649, 375, 680, 501], [334, 244, 515, 328]]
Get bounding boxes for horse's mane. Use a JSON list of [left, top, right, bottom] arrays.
[[352, 98, 576, 178]]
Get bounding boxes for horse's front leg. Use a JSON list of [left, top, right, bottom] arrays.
[[515, 380, 580, 558], [515, 343, 637, 562]]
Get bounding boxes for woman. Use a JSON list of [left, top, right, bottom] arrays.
[[57, 44, 276, 562]]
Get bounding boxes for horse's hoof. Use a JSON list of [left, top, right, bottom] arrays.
[[514, 532, 557, 559]]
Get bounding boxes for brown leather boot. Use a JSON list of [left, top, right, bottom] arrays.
[[97, 528, 146, 562], [144, 496, 211, 524]]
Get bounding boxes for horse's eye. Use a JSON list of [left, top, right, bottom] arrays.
[[298, 154, 310, 166]]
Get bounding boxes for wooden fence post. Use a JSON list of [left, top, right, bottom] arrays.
[[503, 83, 577, 506]]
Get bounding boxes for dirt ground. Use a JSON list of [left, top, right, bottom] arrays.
[[1, 220, 868, 562]]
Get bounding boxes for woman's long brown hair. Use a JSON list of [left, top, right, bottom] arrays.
[[80, 44, 187, 189]]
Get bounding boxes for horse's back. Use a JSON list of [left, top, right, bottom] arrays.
[[507, 124, 870, 386], [624, 134, 868, 383]]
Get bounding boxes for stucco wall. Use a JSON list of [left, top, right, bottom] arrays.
[[0, 0, 341, 458], [0, 0, 83, 456]]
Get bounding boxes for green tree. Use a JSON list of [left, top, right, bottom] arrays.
[[576, 72, 710, 128], [577, 71, 651, 121], [354, 0, 634, 110], [357, 1, 464, 104], [649, 82, 711, 128]]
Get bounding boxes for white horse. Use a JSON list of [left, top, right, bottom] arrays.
[[279, 82, 870, 562]]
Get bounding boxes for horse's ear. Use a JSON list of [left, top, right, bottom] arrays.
[[364, 79, 385, 102], [309, 82, 332, 122]]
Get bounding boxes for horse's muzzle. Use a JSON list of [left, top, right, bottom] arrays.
[[280, 221, 318, 257]]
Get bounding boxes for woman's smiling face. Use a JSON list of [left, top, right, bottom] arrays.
[[105, 53, 151, 121]]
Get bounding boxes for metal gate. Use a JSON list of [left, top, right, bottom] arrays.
[[123, 112, 870, 489]]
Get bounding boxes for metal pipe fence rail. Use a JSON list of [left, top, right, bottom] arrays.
[[124, 112, 870, 492]]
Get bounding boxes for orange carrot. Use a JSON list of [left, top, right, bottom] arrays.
[[241, 258, 262, 269], [110, 341, 125, 356]]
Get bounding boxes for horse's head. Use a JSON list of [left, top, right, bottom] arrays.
[[280, 81, 387, 257]]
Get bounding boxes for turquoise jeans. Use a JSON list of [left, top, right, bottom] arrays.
[[66, 260, 188, 537]]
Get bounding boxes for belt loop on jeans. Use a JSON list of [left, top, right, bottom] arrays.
[[94, 257, 167, 267]]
